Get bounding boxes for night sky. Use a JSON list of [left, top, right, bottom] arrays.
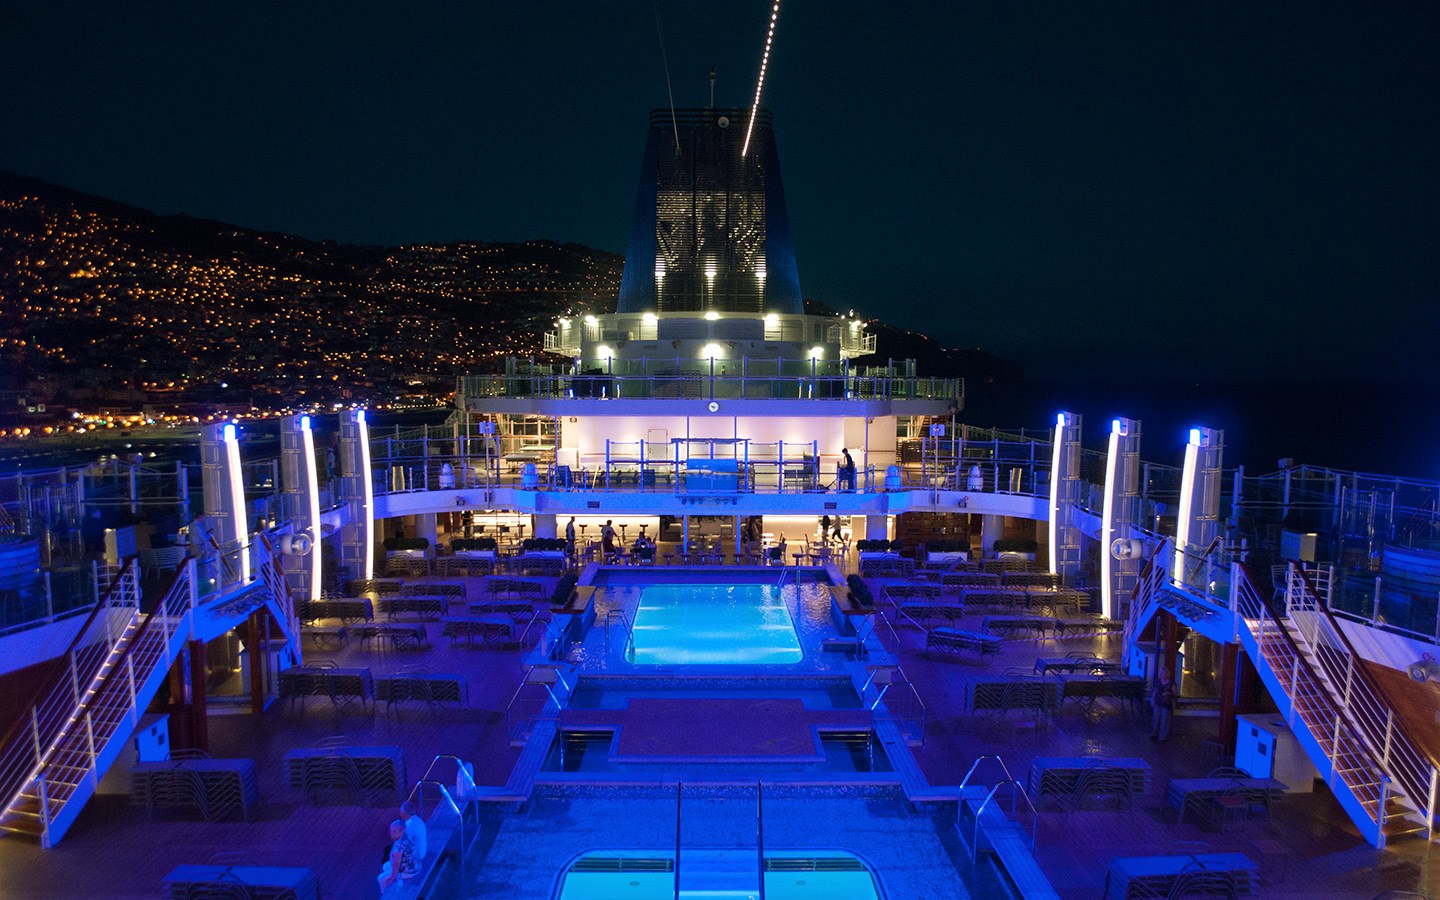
[[3, 2, 1438, 390]]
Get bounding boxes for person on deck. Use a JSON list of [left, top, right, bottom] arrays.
[[1149, 667, 1176, 742], [377, 819, 419, 892], [601, 520, 617, 560], [839, 448, 857, 492]]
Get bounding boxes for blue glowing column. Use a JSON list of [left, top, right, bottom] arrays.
[[336, 410, 376, 583], [280, 414, 323, 601], [1100, 418, 1142, 620], [199, 422, 251, 588], [1174, 426, 1225, 590], [1047, 412, 1083, 581]]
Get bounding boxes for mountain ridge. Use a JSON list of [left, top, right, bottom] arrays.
[[0, 170, 1021, 415]]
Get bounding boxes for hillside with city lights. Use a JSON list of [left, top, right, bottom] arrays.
[[0, 171, 1019, 439]]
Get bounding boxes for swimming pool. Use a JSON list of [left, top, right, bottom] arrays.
[[556, 849, 883, 899], [543, 730, 893, 775], [629, 584, 803, 665]]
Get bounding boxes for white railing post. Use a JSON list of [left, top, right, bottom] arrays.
[[125, 653, 138, 727], [1428, 769, 1437, 841], [1378, 776, 1390, 851], [1381, 712, 1395, 769], [1341, 651, 1356, 714], [35, 773, 50, 849], [1287, 654, 1302, 728], [30, 707, 43, 763]]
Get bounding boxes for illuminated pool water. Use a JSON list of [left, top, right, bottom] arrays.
[[629, 584, 803, 665], [556, 850, 883, 900]]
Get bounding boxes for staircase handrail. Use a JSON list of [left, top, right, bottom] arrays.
[[1233, 563, 1392, 829], [1122, 546, 1168, 663], [8, 560, 194, 834], [0, 558, 141, 813], [70, 561, 195, 737], [1285, 564, 1439, 838], [254, 535, 301, 647]]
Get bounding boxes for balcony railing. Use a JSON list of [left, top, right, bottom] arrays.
[[458, 372, 961, 403]]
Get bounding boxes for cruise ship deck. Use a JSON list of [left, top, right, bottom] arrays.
[[2, 97, 1439, 900], [1, 546, 1437, 899]]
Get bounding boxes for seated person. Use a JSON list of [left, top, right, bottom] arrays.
[[378, 819, 419, 892]]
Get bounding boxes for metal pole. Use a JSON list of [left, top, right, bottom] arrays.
[[674, 780, 683, 900], [756, 780, 766, 900]]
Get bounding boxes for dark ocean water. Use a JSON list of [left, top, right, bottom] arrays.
[[965, 380, 1440, 480]]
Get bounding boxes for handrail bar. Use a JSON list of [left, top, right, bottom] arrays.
[[971, 779, 1039, 861], [605, 609, 636, 662], [1233, 564, 1392, 837], [1285, 564, 1439, 838], [0, 558, 139, 777], [21, 560, 194, 831], [756, 780, 765, 900], [958, 755, 1017, 794], [673, 780, 683, 900]]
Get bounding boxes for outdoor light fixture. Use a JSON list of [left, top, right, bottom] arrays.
[[1047, 412, 1067, 577], [357, 409, 374, 580], [1174, 427, 1204, 582], [298, 415, 322, 601], [222, 422, 251, 581], [1100, 418, 1124, 618]]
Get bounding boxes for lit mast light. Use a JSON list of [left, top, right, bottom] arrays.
[[741, 0, 782, 158]]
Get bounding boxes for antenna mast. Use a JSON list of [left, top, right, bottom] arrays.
[[709, 68, 716, 109], [654, 0, 681, 155]]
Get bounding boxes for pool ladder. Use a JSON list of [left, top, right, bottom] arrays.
[[605, 609, 636, 662]]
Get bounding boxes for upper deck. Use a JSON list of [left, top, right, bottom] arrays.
[[458, 367, 962, 417]]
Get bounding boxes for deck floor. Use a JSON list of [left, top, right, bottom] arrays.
[[0, 558, 1437, 899]]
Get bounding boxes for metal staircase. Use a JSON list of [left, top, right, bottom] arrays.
[[1121, 546, 1169, 670], [0, 559, 196, 847], [1232, 563, 1438, 848], [256, 536, 303, 658]]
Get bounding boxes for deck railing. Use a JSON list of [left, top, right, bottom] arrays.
[[459, 371, 961, 403], [0, 559, 140, 824], [1283, 564, 1438, 841]]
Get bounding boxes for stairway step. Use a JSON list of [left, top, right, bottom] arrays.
[[1382, 818, 1428, 838], [0, 819, 44, 837]]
